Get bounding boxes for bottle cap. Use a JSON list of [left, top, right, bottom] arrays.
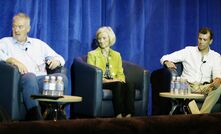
[[51, 76, 56, 80], [57, 76, 63, 80]]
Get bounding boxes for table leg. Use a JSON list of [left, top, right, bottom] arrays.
[[170, 99, 187, 115], [182, 99, 191, 115], [169, 99, 178, 115], [54, 108, 58, 121], [170, 99, 192, 115], [42, 103, 67, 121]]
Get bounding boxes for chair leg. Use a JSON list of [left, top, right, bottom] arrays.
[[25, 106, 44, 121]]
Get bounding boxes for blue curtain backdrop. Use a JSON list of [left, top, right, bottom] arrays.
[[0, 0, 221, 115]]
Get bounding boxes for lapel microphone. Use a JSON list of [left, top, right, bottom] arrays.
[[201, 56, 206, 63]]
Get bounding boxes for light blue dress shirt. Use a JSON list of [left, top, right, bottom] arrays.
[[0, 37, 65, 76]]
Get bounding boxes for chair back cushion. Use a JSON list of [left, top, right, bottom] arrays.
[[80, 56, 87, 62], [102, 89, 142, 100], [174, 62, 183, 76]]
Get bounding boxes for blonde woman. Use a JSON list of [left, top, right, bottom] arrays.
[[87, 26, 135, 118]]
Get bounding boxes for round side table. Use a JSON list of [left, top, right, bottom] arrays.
[[159, 92, 204, 115], [32, 95, 82, 121]]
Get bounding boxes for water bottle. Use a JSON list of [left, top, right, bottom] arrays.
[[180, 78, 186, 95], [42, 75, 50, 95], [181, 78, 188, 95], [170, 76, 176, 94], [187, 84, 191, 95], [48, 76, 56, 96], [56, 76, 64, 96], [174, 76, 181, 95]]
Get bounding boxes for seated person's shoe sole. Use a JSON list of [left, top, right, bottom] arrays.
[[125, 114, 132, 118], [188, 100, 201, 114]]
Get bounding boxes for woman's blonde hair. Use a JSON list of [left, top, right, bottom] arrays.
[[96, 26, 116, 46]]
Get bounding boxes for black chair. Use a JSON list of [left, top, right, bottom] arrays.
[[0, 61, 67, 121], [70, 56, 150, 118], [0, 106, 11, 123], [150, 62, 221, 115]]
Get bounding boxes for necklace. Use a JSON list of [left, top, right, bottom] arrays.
[[101, 49, 110, 57]]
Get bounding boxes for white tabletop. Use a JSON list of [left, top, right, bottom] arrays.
[[159, 92, 205, 99], [35, 95, 82, 103]]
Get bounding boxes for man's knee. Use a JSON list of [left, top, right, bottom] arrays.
[[208, 85, 221, 97], [21, 73, 37, 83], [215, 85, 221, 93]]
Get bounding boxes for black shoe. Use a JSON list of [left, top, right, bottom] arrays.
[[25, 106, 44, 121]]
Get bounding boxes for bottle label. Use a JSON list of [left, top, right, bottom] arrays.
[[49, 83, 56, 90], [56, 83, 64, 91], [43, 83, 49, 90]]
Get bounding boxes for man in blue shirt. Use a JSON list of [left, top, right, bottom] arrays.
[[0, 13, 68, 120]]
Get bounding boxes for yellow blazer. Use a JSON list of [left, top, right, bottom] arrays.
[[87, 47, 125, 82]]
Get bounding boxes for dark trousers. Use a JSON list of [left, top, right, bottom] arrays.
[[103, 81, 135, 116]]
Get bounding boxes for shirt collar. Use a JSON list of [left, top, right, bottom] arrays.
[[97, 47, 113, 57], [13, 37, 31, 50], [196, 46, 211, 56], [13, 37, 31, 45]]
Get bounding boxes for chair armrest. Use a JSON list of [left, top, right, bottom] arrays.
[[0, 61, 21, 119], [123, 61, 150, 114], [153, 62, 183, 90], [150, 67, 173, 115], [123, 61, 150, 92], [71, 57, 103, 116]]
